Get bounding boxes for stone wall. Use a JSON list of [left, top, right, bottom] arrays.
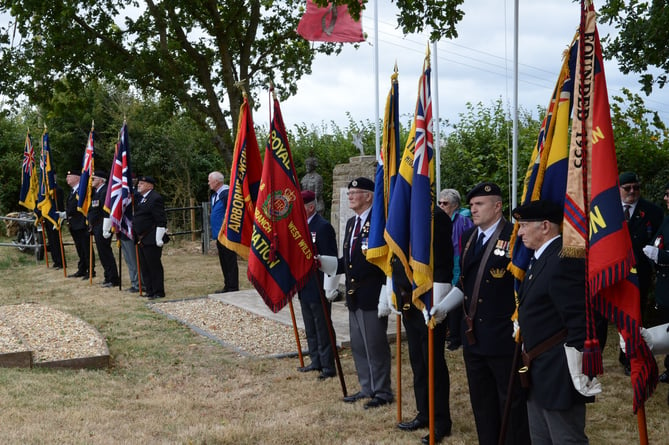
[[330, 155, 377, 254]]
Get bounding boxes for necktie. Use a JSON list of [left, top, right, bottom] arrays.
[[351, 216, 362, 255], [624, 204, 631, 221], [473, 232, 485, 256], [528, 255, 536, 270]]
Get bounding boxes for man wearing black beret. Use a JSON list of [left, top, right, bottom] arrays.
[[65, 170, 93, 278], [431, 182, 530, 444], [514, 200, 599, 444], [90, 169, 120, 287]]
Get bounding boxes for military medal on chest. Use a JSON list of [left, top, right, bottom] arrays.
[[493, 239, 509, 257]]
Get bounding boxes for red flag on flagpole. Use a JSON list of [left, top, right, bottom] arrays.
[[247, 94, 315, 313], [297, 0, 364, 43], [219, 95, 263, 259]]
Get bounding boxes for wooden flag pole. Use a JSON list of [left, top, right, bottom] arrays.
[[637, 405, 648, 445], [498, 341, 521, 445], [396, 312, 402, 422], [428, 325, 435, 445], [287, 299, 304, 367], [117, 236, 123, 291], [58, 226, 67, 277], [41, 221, 49, 267]]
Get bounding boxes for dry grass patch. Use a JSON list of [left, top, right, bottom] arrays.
[[0, 237, 667, 443]]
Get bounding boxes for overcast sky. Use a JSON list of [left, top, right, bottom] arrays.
[[260, 0, 669, 134]]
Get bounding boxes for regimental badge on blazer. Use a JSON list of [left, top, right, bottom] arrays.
[[493, 239, 510, 258], [490, 268, 506, 279]]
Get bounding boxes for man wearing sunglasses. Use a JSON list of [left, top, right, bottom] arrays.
[[617, 171, 663, 374]]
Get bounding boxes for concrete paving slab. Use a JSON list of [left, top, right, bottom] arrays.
[[209, 289, 403, 348]]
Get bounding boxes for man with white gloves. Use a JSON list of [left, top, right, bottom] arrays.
[[296, 190, 339, 380], [514, 200, 599, 444], [88, 170, 120, 288], [641, 180, 669, 400], [133, 176, 167, 299], [392, 205, 454, 445]]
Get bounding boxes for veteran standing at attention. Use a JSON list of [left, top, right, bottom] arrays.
[[514, 200, 600, 444], [336, 177, 393, 409], [431, 182, 530, 445], [134, 176, 167, 300]]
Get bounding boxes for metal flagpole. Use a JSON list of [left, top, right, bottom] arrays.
[[433, 41, 441, 195], [373, 0, 380, 161], [511, 0, 519, 211]]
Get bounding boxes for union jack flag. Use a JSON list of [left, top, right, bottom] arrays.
[[19, 130, 38, 211], [105, 122, 133, 237], [77, 128, 95, 216]]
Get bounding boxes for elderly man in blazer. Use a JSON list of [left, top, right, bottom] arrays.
[[514, 200, 600, 444], [336, 177, 392, 409]]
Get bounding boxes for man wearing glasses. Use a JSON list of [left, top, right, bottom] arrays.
[[617, 171, 663, 374]]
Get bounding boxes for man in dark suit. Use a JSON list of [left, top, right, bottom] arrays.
[[514, 200, 600, 443], [134, 176, 167, 299], [337, 177, 392, 409], [392, 206, 454, 444], [208, 171, 238, 293], [46, 177, 65, 269], [89, 170, 120, 287], [65, 170, 93, 278], [442, 182, 530, 445], [297, 190, 338, 380], [616, 171, 663, 373]]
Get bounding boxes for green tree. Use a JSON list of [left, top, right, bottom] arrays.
[[599, 1, 669, 94], [0, 0, 465, 166]]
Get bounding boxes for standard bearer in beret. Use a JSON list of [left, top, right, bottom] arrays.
[[348, 177, 374, 192], [512, 200, 563, 225], [465, 182, 502, 203]]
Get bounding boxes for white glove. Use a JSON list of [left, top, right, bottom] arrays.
[[512, 319, 520, 340], [433, 282, 452, 306], [317, 255, 338, 275], [643, 245, 659, 263], [377, 279, 392, 318], [156, 227, 166, 247], [641, 323, 669, 355], [58, 211, 66, 221], [102, 218, 112, 239], [429, 286, 464, 325], [564, 345, 602, 397], [323, 273, 341, 302], [386, 277, 401, 316], [618, 332, 627, 354]]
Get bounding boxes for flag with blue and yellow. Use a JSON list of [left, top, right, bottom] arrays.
[[36, 129, 60, 227]]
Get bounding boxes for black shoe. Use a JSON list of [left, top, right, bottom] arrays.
[[624, 364, 631, 376], [421, 428, 451, 445], [446, 341, 461, 351], [343, 392, 367, 403], [318, 370, 336, 380], [398, 417, 428, 431], [81, 273, 95, 280], [126, 287, 139, 293], [297, 363, 321, 373], [364, 397, 391, 409], [53, 264, 62, 269], [68, 272, 85, 278], [659, 371, 669, 383], [149, 293, 165, 300]]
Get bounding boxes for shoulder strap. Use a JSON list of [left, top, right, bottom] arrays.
[[466, 219, 506, 319]]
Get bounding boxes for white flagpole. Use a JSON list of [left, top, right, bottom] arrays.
[[511, 0, 519, 211], [433, 41, 441, 195], [374, 0, 380, 162]]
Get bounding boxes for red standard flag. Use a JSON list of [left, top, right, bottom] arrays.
[[563, 1, 657, 413], [297, 0, 364, 43], [247, 95, 315, 313], [219, 96, 263, 258]]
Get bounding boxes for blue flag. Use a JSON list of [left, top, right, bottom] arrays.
[[36, 129, 60, 227]]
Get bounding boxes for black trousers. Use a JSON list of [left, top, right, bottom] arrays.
[[45, 221, 64, 267], [298, 296, 335, 372], [463, 350, 530, 445], [70, 227, 92, 274], [138, 244, 164, 296], [216, 240, 239, 291], [403, 306, 452, 433], [94, 227, 119, 283]]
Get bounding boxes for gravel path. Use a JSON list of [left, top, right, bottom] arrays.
[[150, 297, 304, 357]]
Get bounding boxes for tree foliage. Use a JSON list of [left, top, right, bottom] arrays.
[[599, 0, 669, 94], [0, 0, 465, 167]]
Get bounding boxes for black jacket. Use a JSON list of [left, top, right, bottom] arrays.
[[133, 190, 167, 246]]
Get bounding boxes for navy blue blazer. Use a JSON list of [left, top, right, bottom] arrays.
[[133, 190, 167, 246], [300, 213, 338, 303]]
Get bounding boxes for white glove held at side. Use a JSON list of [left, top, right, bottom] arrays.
[[323, 273, 341, 302], [317, 255, 338, 275], [156, 227, 166, 247], [377, 283, 392, 318], [429, 286, 464, 325], [641, 323, 669, 355], [564, 345, 602, 397], [102, 218, 112, 239], [643, 245, 659, 263]]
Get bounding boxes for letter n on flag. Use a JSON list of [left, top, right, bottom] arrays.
[[247, 96, 315, 313], [297, 0, 364, 43], [220, 95, 263, 259]]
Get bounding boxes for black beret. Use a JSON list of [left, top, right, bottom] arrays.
[[619, 171, 639, 185], [137, 175, 156, 185], [466, 182, 502, 202], [66, 170, 80, 176], [93, 169, 108, 180], [301, 190, 316, 203], [348, 177, 374, 192], [512, 200, 563, 224]]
